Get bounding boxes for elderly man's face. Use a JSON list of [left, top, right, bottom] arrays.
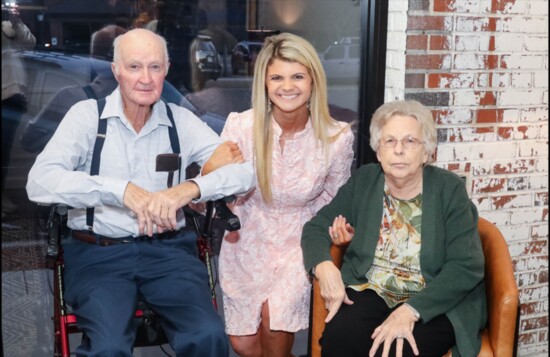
[[112, 30, 167, 111], [376, 114, 429, 183]]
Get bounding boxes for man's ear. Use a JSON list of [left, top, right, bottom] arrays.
[[111, 62, 118, 78]]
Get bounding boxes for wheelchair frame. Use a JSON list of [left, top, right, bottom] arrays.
[[46, 201, 238, 357]]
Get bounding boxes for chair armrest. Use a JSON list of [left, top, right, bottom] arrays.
[[478, 218, 519, 357]]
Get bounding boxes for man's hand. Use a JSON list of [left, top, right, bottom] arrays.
[[146, 181, 201, 235], [123, 182, 154, 236], [202, 141, 244, 175], [369, 304, 420, 357], [315, 261, 354, 323]]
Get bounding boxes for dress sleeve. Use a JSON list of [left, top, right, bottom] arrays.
[[309, 125, 355, 214]]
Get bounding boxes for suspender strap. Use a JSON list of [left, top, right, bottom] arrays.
[[165, 104, 181, 183], [85, 100, 180, 230], [86, 98, 107, 230], [82, 84, 96, 100]]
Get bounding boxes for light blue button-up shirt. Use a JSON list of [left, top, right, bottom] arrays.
[[27, 87, 255, 237]]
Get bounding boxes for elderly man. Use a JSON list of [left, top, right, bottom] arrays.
[[27, 28, 254, 357]]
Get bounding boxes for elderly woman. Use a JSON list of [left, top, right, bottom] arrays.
[[301, 100, 486, 357]]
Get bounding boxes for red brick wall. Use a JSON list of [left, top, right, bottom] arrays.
[[404, 0, 548, 355]]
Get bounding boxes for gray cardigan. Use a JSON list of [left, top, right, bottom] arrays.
[[302, 164, 487, 357]]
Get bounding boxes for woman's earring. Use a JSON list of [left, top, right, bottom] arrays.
[[307, 99, 311, 111], [267, 96, 272, 112]]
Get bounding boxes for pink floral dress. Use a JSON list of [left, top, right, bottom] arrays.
[[219, 109, 354, 335]]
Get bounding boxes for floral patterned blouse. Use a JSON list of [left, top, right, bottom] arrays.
[[350, 184, 426, 307]]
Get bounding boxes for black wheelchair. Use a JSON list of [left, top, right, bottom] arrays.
[[45, 200, 239, 357]]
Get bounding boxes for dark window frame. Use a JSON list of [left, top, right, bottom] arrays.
[[357, 0, 388, 167]]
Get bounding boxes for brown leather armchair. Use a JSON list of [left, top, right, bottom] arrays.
[[309, 217, 519, 357]]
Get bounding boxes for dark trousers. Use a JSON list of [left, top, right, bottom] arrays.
[[321, 289, 455, 357], [62, 230, 228, 357], [2, 94, 27, 190]]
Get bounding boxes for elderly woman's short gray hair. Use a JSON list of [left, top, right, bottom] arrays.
[[369, 100, 437, 163]]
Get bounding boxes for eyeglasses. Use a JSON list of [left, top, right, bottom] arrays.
[[380, 136, 424, 150]]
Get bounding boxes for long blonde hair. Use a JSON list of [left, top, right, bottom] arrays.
[[251, 32, 345, 203]]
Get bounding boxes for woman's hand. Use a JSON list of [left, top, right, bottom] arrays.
[[369, 304, 420, 357], [202, 141, 244, 175], [329, 215, 354, 246], [315, 261, 354, 323]]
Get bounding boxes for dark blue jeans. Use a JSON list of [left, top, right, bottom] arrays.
[[62, 230, 228, 357]]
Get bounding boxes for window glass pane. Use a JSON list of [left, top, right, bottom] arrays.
[[2, 1, 361, 355]]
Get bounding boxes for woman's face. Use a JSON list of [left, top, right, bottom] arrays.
[[376, 114, 429, 183], [265, 58, 312, 117]]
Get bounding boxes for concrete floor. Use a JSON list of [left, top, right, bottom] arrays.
[[1, 188, 308, 357]]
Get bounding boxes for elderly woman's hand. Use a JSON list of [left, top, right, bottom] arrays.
[[328, 215, 355, 246], [314, 260, 354, 323], [369, 304, 420, 357]]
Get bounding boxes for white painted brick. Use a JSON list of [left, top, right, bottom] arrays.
[[500, 89, 544, 106], [385, 88, 405, 101], [455, 35, 478, 51], [452, 91, 481, 106], [438, 109, 473, 124], [478, 210, 510, 225], [437, 142, 517, 161], [439, 73, 475, 88], [501, 0, 530, 14], [387, 51, 406, 70], [451, 0, 480, 13], [495, 34, 525, 51], [539, 124, 548, 139], [514, 255, 549, 271], [388, 12, 408, 32], [455, 53, 489, 71], [502, 109, 520, 123], [525, 36, 549, 52], [386, 32, 407, 51], [499, 17, 547, 33], [543, 90, 548, 105], [499, 224, 532, 241], [518, 141, 549, 157], [520, 107, 549, 122], [478, 34, 493, 51], [502, 54, 544, 69], [511, 73, 534, 88], [388, 0, 408, 12], [447, 127, 495, 141], [456, 16, 490, 32], [500, 194, 535, 210], [519, 347, 549, 356], [535, 158, 549, 172], [530, 0, 550, 15], [472, 197, 493, 210], [532, 224, 549, 239], [471, 162, 493, 175], [534, 71, 549, 87], [519, 285, 549, 300], [529, 175, 549, 190]]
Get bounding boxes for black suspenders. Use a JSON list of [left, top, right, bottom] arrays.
[[85, 99, 180, 231]]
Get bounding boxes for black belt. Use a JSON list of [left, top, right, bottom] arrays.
[[71, 229, 182, 246]]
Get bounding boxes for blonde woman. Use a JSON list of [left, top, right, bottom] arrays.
[[219, 33, 355, 356]]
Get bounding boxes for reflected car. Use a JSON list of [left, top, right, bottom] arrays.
[[230, 41, 262, 75], [3, 50, 226, 189], [320, 43, 360, 83], [191, 34, 222, 91]]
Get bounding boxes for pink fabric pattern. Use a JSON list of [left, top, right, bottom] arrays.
[[219, 109, 354, 335]]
